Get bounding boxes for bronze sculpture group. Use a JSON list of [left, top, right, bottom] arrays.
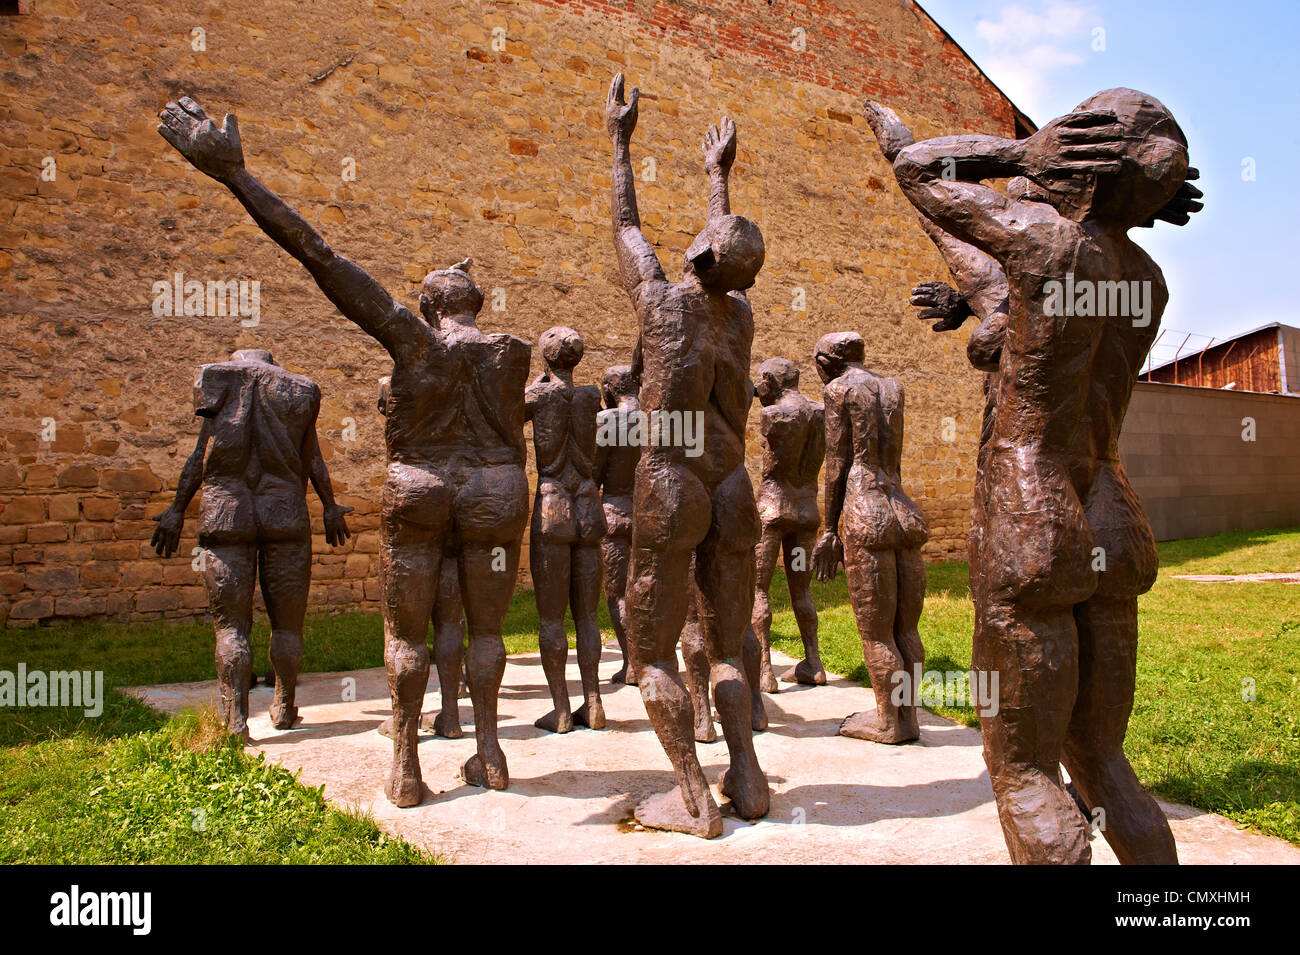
[[153, 71, 1201, 864]]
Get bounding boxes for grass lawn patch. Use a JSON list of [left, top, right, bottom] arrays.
[[0, 703, 436, 864]]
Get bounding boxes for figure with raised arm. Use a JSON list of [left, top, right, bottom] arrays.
[[527, 327, 607, 732], [812, 333, 928, 744], [605, 74, 769, 837], [867, 90, 1202, 863], [158, 97, 530, 805], [151, 349, 352, 741], [752, 358, 826, 690]]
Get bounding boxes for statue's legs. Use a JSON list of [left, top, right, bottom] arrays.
[[601, 532, 635, 685], [425, 557, 466, 739], [839, 544, 916, 743], [695, 465, 769, 820], [741, 624, 767, 731], [782, 526, 826, 686], [455, 462, 528, 791], [571, 541, 606, 728], [974, 447, 1095, 862], [750, 523, 782, 692], [378, 465, 450, 807], [975, 590, 1090, 864], [1063, 595, 1177, 864], [680, 582, 716, 743], [205, 542, 256, 741], [1062, 460, 1175, 864], [532, 535, 576, 734], [628, 460, 719, 837], [258, 538, 311, 730], [893, 546, 926, 738]]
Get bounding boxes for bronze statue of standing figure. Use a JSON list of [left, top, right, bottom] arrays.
[[867, 89, 1202, 864], [752, 358, 826, 690], [159, 98, 531, 805], [151, 349, 352, 741], [377, 377, 468, 741], [594, 364, 641, 686], [527, 327, 607, 733], [606, 74, 769, 837], [812, 332, 928, 745]]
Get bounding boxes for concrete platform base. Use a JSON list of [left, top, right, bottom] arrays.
[[127, 648, 1300, 865]]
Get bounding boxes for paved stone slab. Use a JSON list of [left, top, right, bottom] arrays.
[[1172, 572, 1300, 584], [126, 649, 1300, 865]]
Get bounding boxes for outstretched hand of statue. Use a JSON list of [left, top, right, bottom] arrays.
[[1020, 108, 1125, 186], [911, 281, 972, 332], [157, 96, 245, 182], [606, 73, 639, 144], [151, 508, 184, 558], [863, 101, 915, 163], [703, 116, 737, 173], [1145, 167, 1204, 227], [323, 504, 354, 548], [812, 530, 844, 583]]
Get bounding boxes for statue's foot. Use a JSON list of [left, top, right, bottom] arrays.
[[720, 759, 771, 820], [385, 766, 424, 808], [634, 786, 723, 839], [377, 716, 394, 738], [225, 707, 251, 744], [462, 747, 509, 791], [757, 666, 779, 695], [573, 698, 606, 730], [782, 659, 828, 686], [611, 664, 628, 685], [423, 710, 463, 739], [227, 721, 251, 745], [534, 708, 574, 734], [750, 694, 768, 733], [694, 713, 717, 744], [838, 709, 918, 744], [624, 667, 640, 687], [268, 703, 300, 730]]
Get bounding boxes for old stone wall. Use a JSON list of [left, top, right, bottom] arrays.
[[0, 0, 1016, 624]]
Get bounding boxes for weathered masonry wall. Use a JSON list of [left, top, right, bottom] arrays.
[[0, 0, 1020, 624], [1119, 382, 1300, 541]]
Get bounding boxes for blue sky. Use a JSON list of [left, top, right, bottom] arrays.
[[915, 0, 1299, 365]]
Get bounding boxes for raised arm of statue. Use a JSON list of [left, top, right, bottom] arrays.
[[864, 101, 1009, 338], [889, 109, 1135, 263], [157, 96, 420, 355], [605, 74, 666, 299], [702, 117, 736, 220]]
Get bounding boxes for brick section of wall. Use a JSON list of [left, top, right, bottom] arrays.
[[1119, 382, 1300, 541], [0, 0, 1014, 624]]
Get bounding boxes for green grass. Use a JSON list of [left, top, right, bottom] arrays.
[[0, 705, 437, 864], [0, 585, 556, 693], [1, 526, 1296, 854], [765, 526, 1300, 844]]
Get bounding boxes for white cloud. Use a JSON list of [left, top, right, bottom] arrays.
[[973, 1, 1097, 120]]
